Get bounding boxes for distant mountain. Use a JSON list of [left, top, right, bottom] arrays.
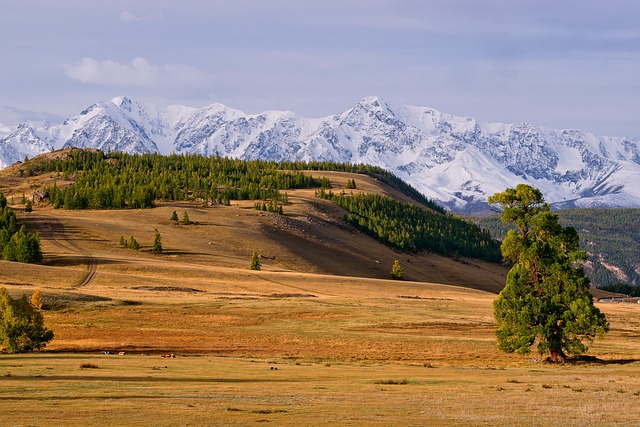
[[2, 95, 640, 213]]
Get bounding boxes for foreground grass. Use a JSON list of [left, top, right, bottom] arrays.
[[1, 288, 638, 426], [1, 353, 639, 426]]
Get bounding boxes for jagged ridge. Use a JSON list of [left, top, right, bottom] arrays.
[[2, 96, 640, 213]]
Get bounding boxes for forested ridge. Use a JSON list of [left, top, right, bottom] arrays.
[[475, 209, 640, 288], [39, 150, 317, 209], [320, 189, 501, 262], [23, 148, 499, 262]]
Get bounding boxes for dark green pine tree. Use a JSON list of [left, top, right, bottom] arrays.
[[129, 236, 140, 251], [181, 211, 191, 225], [170, 211, 179, 222], [250, 252, 261, 271], [152, 228, 163, 254]]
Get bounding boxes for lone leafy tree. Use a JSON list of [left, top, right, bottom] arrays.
[[390, 259, 404, 280], [30, 288, 43, 310], [488, 184, 608, 362], [0, 287, 54, 353], [250, 252, 261, 271]]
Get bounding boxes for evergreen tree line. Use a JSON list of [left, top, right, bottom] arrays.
[[0, 193, 42, 263], [475, 208, 640, 287], [597, 283, 640, 297], [41, 150, 319, 210], [254, 200, 284, 215], [322, 190, 500, 261]]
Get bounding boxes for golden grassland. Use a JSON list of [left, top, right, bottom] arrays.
[[0, 168, 639, 425]]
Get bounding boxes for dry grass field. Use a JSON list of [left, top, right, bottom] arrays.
[[1, 166, 639, 425]]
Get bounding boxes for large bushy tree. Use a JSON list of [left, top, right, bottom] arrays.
[[0, 288, 54, 353], [489, 184, 609, 362]]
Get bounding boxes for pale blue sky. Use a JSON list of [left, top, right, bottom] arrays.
[[1, 0, 639, 137]]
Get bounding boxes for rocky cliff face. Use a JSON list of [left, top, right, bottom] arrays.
[[2, 95, 639, 212]]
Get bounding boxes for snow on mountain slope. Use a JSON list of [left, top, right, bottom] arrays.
[[2, 96, 640, 213], [0, 123, 11, 136]]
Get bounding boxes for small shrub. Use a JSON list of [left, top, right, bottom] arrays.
[[390, 259, 404, 280], [80, 363, 99, 369], [374, 379, 409, 385]]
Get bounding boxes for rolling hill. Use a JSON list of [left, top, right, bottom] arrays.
[[0, 149, 508, 299]]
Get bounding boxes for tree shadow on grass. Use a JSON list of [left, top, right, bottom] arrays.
[[564, 355, 640, 365]]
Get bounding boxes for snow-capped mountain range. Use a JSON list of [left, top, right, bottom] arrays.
[[2, 95, 640, 213]]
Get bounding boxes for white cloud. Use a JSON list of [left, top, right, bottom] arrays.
[[119, 11, 138, 22], [63, 57, 208, 89]]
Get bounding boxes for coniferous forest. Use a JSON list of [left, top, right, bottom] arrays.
[[324, 191, 501, 262], [42, 150, 317, 209]]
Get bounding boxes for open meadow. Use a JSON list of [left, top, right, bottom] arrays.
[[1, 169, 639, 425]]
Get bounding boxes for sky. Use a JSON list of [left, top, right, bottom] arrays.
[[1, 0, 639, 137]]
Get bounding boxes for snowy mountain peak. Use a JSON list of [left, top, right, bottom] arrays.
[[2, 96, 640, 213], [111, 96, 132, 108], [358, 95, 390, 109]]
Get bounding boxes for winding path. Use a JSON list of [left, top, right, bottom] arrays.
[[36, 215, 98, 288]]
